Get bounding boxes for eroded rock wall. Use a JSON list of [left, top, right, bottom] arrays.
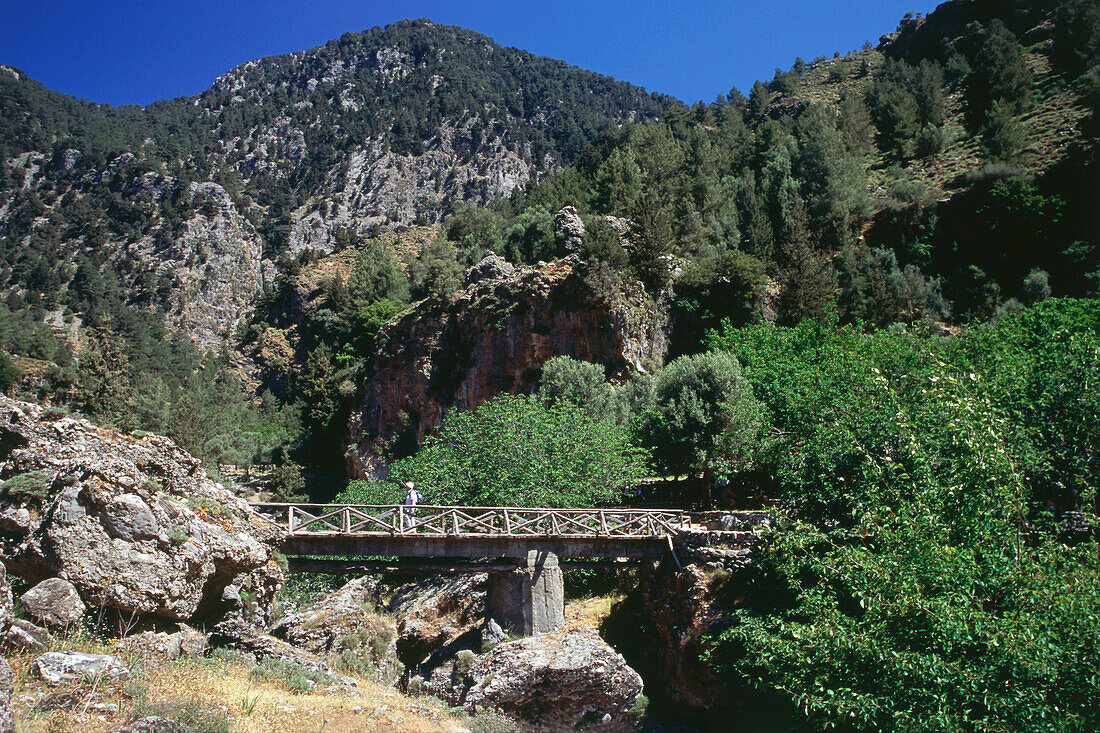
[[346, 261, 670, 478]]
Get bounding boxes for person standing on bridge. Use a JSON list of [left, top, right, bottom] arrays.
[[403, 480, 422, 527]]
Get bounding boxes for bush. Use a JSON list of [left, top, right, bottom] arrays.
[[248, 658, 336, 693], [132, 699, 230, 733]]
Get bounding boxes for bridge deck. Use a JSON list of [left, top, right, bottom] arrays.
[[252, 503, 689, 559]]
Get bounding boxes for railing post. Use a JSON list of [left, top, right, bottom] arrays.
[[451, 509, 459, 535], [288, 506, 296, 533], [342, 507, 350, 534], [503, 509, 511, 535], [398, 505, 405, 534], [599, 510, 607, 536]]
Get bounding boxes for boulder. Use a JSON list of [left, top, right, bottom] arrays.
[[271, 576, 399, 680], [387, 573, 485, 666], [20, 578, 86, 631], [554, 206, 585, 253], [33, 651, 130, 686], [0, 659, 12, 733], [271, 576, 382, 653], [0, 395, 285, 626], [211, 617, 354, 686], [4, 619, 52, 651], [464, 252, 515, 285], [451, 627, 644, 731]]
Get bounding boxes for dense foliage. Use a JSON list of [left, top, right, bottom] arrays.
[[338, 394, 647, 507], [703, 299, 1100, 731]]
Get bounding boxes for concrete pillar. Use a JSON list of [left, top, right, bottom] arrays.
[[486, 550, 564, 636]]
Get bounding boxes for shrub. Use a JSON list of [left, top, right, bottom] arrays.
[[132, 699, 230, 733]]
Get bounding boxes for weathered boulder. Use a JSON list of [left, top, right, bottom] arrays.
[[445, 627, 644, 731], [33, 651, 130, 686], [347, 262, 671, 478], [117, 626, 208, 661], [554, 206, 585, 253], [4, 619, 52, 651], [271, 576, 399, 680], [0, 563, 12, 635], [211, 617, 355, 686], [0, 395, 285, 626], [0, 658, 12, 733], [20, 578, 86, 631], [464, 252, 515, 285], [387, 574, 485, 666]]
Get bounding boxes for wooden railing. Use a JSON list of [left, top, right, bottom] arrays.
[[251, 504, 689, 538]]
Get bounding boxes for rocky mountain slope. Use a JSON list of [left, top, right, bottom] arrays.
[[0, 19, 676, 349]]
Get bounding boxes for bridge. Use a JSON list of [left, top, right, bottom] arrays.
[[252, 503, 690, 636]]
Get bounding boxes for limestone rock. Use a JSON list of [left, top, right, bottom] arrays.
[[347, 263, 671, 478], [387, 574, 485, 666], [4, 619, 52, 651], [554, 206, 585, 253], [33, 651, 130, 686], [0, 658, 12, 733], [20, 578, 86, 632], [479, 618, 505, 651], [458, 628, 643, 731], [464, 252, 515, 285], [0, 395, 285, 626], [0, 564, 12, 635], [211, 617, 354, 685]]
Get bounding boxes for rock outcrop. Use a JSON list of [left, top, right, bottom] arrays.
[[432, 627, 644, 731], [387, 574, 486, 667], [603, 517, 778, 726], [347, 262, 670, 478], [33, 652, 131, 686], [19, 578, 86, 632], [0, 395, 285, 626]]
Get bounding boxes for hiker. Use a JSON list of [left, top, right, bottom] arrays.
[[403, 480, 422, 526]]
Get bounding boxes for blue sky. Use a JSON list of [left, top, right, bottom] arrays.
[[2, 0, 938, 107]]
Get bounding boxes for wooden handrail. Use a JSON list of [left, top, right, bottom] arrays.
[[251, 503, 688, 539]]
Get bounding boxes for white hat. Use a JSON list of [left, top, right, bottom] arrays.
[[404, 481, 415, 490]]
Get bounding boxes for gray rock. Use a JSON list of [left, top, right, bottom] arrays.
[[388, 574, 485, 665], [0, 564, 12, 635], [457, 628, 643, 732], [479, 618, 505, 651], [464, 252, 515, 285], [33, 651, 131, 686], [554, 206, 585, 253], [111, 717, 196, 733], [104, 495, 160, 541], [20, 578, 86, 632], [3, 619, 52, 651], [0, 659, 12, 733], [0, 395, 285, 626], [272, 576, 392, 656]]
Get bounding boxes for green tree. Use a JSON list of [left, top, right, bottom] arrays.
[[981, 99, 1027, 163], [537, 356, 616, 423], [387, 394, 647, 507], [968, 20, 1034, 122], [76, 327, 138, 431], [708, 360, 1100, 733], [0, 351, 21, 395], [637, 350, 765, 503]]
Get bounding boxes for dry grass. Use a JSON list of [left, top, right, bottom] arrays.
[[10, 640, 469, 733], [563, 595, 621, 633]]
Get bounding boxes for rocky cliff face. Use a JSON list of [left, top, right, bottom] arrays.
[[0, 395, 285, 625], [346, 260, 671, 478]]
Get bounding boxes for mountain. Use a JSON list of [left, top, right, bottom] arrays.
[[0, 0, 1097, 481], [0, 19, 677, 349]]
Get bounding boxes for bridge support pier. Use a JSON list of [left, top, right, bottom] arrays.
[[486, 550, 564, 636]]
